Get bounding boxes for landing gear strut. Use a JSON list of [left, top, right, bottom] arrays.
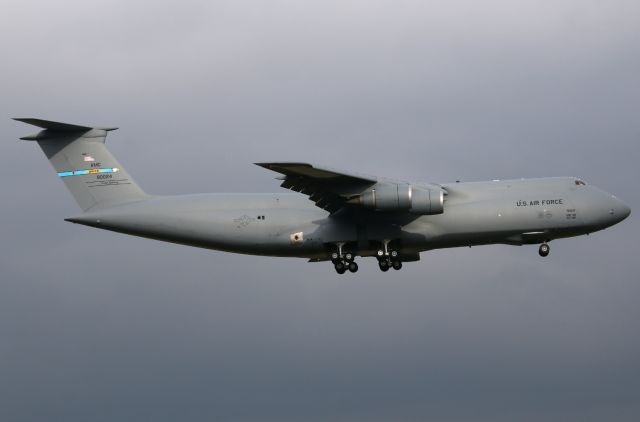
[[377, 239, 402, 272], [329, 241, 403, 273], [331, 243, 358, 274], [539, 243, 550, 257]]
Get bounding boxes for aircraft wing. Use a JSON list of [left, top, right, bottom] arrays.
[[255, 162, 377, 213]]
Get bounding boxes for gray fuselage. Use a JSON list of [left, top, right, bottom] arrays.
[[67, 177, 630, 261]]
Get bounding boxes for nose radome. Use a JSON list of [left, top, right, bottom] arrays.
[[610, 196, 631, 223], [619, 200, 631, 221]]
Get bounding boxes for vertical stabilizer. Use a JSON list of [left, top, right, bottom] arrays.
[[15, 118, 147, 211]]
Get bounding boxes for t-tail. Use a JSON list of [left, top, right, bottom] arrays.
[[14, 118, 147, 211]]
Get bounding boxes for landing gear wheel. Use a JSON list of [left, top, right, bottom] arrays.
[[344, 253, 353, 262], [390, 250, 399, 258], [392, 261, 402, 270], [334, 261, 346, 274], [378, 260, 390, 272], [331, 252, 339, 261], [377, 250, 384, 258], [348, 262, 359, 273], [539, 243, 550, 257]]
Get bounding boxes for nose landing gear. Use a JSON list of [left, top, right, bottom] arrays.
[[539, 243, 550, 257]]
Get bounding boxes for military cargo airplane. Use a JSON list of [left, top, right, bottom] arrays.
[[15, 118, 630, 274]]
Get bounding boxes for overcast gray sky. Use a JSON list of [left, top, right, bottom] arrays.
[[1, 1, 639, 421]]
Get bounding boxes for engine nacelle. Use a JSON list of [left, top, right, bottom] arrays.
[[348, 183, 444, 215], [409, 186, 444, 214]]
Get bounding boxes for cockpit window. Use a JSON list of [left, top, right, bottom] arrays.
[[575, 179, 586, 186]]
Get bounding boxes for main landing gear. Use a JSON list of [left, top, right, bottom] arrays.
[[328, 240, 403, 274], [538, 243, 550, 257], [331, 243, 358, 274], [377, 239, 402, 272]]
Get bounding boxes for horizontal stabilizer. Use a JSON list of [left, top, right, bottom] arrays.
[[14, 118, 118, 140]]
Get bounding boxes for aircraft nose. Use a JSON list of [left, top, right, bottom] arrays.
[[618, 199, 631, 221], [608, 196, 631, 224]]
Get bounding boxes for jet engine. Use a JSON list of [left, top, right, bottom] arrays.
[[347, 183, 444, 215]]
